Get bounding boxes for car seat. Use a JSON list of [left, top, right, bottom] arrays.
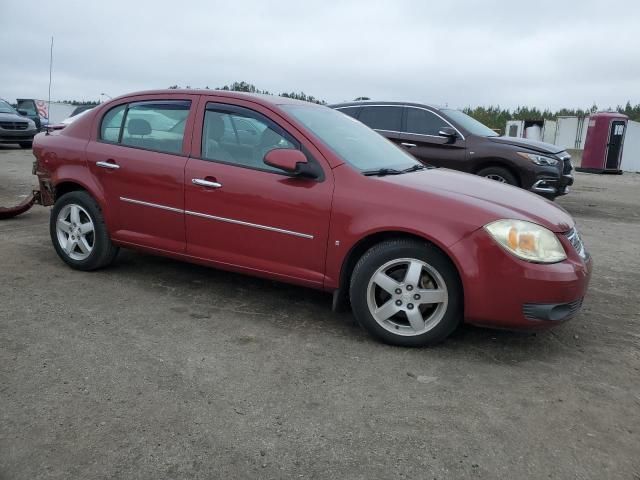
[[204, 115, 234, 162]]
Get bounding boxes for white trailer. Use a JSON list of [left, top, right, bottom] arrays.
[[505, 119, 557, 144], [620, 120, 640, 173], [554, 116, 589, 150]]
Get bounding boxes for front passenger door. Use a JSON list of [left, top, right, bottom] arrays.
[[397, 107, 466, 169], [184, 101, 333, 287]]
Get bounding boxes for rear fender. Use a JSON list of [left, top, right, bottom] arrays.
[[52, 168, 112, 225]]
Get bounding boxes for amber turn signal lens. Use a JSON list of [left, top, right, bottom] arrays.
[[484, 219, 567, 263]]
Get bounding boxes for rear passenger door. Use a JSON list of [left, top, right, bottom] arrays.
[[85, 96, 197, 252], [398, 107, 466, 168]]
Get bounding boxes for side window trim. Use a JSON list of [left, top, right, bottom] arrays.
[[338, 104, 465, 140], [117, 104, 129, 144], [335, 106, 361, 120]]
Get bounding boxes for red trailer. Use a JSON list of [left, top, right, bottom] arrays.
[[577, 112, 628, 173]]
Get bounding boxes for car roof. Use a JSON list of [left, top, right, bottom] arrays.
[[115, 89, 317, 108], [329, 101, 445, 111]]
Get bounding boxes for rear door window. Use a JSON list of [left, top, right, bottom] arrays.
[[405, 107, 449, 136], [120, 101, 191, 154], [358, 106, 402, 131], [100, 105, 126, 142]]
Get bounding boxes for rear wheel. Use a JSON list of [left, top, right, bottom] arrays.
[[50, 191, 119, 271], [349, 239, 462, 347], [19, 142, 32, 149], [477, 166, 518, 186]]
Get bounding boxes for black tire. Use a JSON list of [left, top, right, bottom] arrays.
[[477, 166, 518, 186], [19, 142, 32, 149], [50, 191, 119, 271], [349, 239, 463, 347]]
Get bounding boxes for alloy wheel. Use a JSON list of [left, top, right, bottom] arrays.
[[485, 174, 507, 183], [55, 204, 95, 261], [366, 258, 448, 336]]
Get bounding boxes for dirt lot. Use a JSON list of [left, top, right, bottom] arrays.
[[1, 145, 639, 480]]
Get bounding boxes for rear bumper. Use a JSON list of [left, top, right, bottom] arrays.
[[450, 228, 592, 331]]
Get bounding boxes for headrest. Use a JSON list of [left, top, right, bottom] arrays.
[[128, 118, 152, 136], [259, 127, 282, 148], [207, 114, 225, 140]]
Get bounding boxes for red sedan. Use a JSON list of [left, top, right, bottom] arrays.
[[32, 90, 592, 346]]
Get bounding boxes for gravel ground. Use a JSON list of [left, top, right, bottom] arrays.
[[1, 145, 639, 479]]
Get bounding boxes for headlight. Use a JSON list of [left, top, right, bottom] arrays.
[[517, 152, 558, 166], [484, 219, 567, 263]]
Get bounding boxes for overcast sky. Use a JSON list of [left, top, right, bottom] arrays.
[[1, 0, 639, 110]]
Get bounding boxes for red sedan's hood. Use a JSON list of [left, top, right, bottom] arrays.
[[381, 168, 574, 233]]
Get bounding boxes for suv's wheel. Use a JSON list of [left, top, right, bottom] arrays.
[[50, 191, 119, 271], [349, 239, 462, 347], [477, 166, 518, 186], [19, 142, 32, 149]]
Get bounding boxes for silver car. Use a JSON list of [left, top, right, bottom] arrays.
[[0, 99, 39, 148]]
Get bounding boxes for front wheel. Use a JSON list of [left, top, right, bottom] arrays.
[[50, 191, 119, 271], [349, 239, 463, 347], [477, 166, 518, 186]]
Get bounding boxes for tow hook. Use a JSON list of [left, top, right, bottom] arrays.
[[0, 190, 41, 220]]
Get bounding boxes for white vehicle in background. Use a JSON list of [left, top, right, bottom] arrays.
[[48, 108, 94, 130]]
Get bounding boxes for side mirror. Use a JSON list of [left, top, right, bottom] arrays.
[[438, 127, 457, 138], [264, 149, 318, 178], [17, 109, 29, 116]]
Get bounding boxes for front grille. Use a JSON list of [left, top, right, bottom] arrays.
[[566, 228, 588, 260], [523, 298, 584, 321], [557, 151, 573, 174], [0, 121, 28, 130]]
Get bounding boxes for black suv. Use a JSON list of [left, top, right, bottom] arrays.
[[330, 101, 573, 199]]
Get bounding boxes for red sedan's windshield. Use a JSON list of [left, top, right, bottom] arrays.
[[282, 104, 420, 171]]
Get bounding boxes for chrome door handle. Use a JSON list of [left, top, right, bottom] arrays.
[[401, 142, 417, 148], [96, 161, 120, 169], [192, 178, 222, 188]]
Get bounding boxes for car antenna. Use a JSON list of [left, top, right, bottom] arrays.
[[46, 36, 53, 136]]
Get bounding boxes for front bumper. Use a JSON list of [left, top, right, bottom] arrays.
[[0, 128, 38, 143], [528, 157, 574, 197], [450, 227, 592, 331], [531, 174, 574, 196]]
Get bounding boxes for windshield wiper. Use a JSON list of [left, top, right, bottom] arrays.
[[362, 168, 404, 176], [401, 164, 427, 173], [362, 164, 429, 176]]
